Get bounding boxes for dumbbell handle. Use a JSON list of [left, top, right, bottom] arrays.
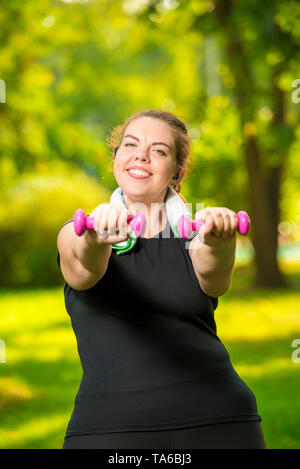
[[177, 210, 250, 239], [73, 209, 146, 238]]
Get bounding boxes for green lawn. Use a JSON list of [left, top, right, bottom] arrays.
[[0, 262, 299, 449]]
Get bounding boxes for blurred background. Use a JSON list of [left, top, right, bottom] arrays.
[[0, 0, 300, 449]]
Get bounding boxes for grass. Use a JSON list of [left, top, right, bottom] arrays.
[[0, 261, 299, 449]]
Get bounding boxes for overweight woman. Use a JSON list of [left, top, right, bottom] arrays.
[[57, 109, 266, 449]]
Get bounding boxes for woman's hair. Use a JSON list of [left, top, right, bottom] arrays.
[[106, 109, 192, 194]]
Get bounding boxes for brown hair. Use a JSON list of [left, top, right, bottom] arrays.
[[106, 109, 192, 194]]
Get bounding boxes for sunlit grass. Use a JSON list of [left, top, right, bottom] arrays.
[[0, 376, 37, 407], [218, 292, 300, 341], [0, 262, 299, 448], [0, 414, 68, 449], [216, 262, 300, 449], [0, 286, 82, 449]]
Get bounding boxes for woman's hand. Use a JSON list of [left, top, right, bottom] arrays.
[[86, 204, 133, 245], [195, 207, 238, 248]]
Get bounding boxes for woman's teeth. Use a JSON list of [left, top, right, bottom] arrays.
[[128, 169, 151, 177]]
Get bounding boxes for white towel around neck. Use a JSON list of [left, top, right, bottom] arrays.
[[110, 186, 192, 236]]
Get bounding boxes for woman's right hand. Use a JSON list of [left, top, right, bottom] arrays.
[[85, 204, 133, 245]]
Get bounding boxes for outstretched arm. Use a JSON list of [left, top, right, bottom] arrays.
[[188, 207, 238, 297]]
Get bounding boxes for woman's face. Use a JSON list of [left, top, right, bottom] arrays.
[[113, 117, 178, 204]]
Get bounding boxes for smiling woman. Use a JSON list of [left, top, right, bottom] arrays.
[[107, 109, 191, 197], [57, 109, 266, 449]]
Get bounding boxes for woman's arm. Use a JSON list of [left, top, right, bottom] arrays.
[[189, 235, 236, 297], [57, 204, 132, 291], [57, 222, 112, 291], [188, 207, 238, 297]]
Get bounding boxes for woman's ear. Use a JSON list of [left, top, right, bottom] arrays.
[[175, 167, 185, 182], [170, 167, 186, 190]]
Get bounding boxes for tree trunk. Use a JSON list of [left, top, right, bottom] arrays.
[[244, 137, 287, 288], [215, 0, 288, 288]]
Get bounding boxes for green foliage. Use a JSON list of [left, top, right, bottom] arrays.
[[1, 0, 300, 286], [0, 2, 299, 448], [0, 162, 111, 286]]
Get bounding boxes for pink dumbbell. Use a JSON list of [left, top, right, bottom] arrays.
[[176, 210, 250, 239], [73, 208, 146, 238]]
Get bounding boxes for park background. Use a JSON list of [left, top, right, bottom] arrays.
[[0, 0, 300, 449]]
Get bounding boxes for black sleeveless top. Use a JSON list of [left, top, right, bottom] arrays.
[[57, 220, 261, 438]]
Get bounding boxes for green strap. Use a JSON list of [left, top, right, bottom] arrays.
[[112, 236, 137, 255], [112, 187, 169, 253]]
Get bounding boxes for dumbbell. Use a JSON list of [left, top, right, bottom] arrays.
[[73, 209, 146, 238], [175, 210, 250, 239]]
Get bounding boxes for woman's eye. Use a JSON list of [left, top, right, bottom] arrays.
[[124, 143, 166, 155]]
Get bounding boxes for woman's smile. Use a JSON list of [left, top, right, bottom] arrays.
[[113, 116, 179, 207], [127, 168, 153, 179]]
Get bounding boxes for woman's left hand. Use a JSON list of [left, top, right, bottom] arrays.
[[195, 207, 238, 247]]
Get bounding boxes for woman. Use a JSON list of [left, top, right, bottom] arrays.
[[57, 109, 266, 449]]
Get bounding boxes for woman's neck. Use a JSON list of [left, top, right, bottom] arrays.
[[122, 188, 169, 238]]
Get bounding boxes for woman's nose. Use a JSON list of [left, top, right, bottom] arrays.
[[134, 148, 150, 160]]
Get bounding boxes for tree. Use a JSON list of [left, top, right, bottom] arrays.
[[131, 0, 300, 288], [1, 0, 299, 288], [212, 0, 296, 287]]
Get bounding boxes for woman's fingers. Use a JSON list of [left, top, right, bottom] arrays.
[[195, 207, 238, 245], [96, 205, 111, 239], [117, 208, 130, 238], [91, 205, 131, 244]]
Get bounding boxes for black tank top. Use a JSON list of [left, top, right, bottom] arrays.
[[57, 219, 261, 437]]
